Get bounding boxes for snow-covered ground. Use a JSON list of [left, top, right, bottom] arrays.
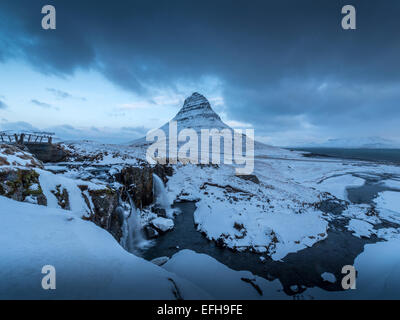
[[374, 191, 400, 214], [166, 163, 328, 260], [1, 93, 400, 299], [0, 196, 207, 299], [0, 196, 290, 300]]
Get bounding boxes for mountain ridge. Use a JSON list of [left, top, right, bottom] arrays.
[[130, 92, 230, 146]]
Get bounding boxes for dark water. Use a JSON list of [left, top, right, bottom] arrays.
[[142, 201, 375, 296], [141, 151, 400, 297], [290, 147, 400, 165]]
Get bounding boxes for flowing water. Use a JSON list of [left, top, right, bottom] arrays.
[[142, 168, 400, 296], [142, 201, 376, 295], [152, 173, 173, 217], [121, 193, 148, 253]]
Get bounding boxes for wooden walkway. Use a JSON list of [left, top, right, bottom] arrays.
[[0, 131, 54, 145]]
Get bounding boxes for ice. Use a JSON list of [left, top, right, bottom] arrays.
[[374, 191, 400, 214], [317, 174, 365, 200], [347, 219, 376, 238], [152, 217, 174, 232], [163, 250, 287, 300], [0, 196, 209, 299], [321, 272, 336, 283]]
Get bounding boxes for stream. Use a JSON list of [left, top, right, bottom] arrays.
[[141, 201, 374, 295], [142, 172, 400, 296]]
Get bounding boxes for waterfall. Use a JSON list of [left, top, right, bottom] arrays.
[[126, 193, 147, 252], [119, 190, 148, 253], [152, 173, 172, 216]]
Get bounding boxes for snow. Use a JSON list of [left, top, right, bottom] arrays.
[[151, 256, 170, 266], [347, 219, 376, 238], [166, 163, 328, 260], [374, 191, 400, 214], [321, 272, 336, 283], [2, 94, 400, 299], [152, 217, 174, 232], [383, 179, 400, 189], [316, 174, 364, 200], [38, 169, 97, 217], [163, 250, 287, 300], [0, 196, 210, 299], [194, 199, 328, 260], [0, 144, 42, 168], [306, 234, 400, 299]]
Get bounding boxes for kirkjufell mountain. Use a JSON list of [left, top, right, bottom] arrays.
[[130, 92, 231, 147], [130, 92, 284, 157], [171, 92, 229, 132]]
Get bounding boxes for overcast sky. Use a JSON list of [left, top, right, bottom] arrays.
[[0, 0, 399, 145]]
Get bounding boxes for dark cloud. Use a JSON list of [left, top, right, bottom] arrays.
[[1, 0, 400, 140], [31, 99, 54, 109]]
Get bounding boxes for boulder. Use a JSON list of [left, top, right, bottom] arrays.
[[144, 225, 159, 239], [151, 217, 174, 232], [0, 168, 47, 205], [79, 186, 123, 241], [151, 256, 170, 266], [114, 164, 173, 208]]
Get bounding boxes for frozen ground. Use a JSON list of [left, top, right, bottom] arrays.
[[0, 196, 290, 300], [1, 138, 400, 299]]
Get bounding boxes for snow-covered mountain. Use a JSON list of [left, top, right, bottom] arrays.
[[171, 92, 229, 131], [130, 92, 230, 147], [297, 137, 400, 149]]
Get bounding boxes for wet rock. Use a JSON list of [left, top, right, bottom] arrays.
[[79, 186, 123, 241], [0, 168, 47, 205], [116, 166, 153, 208], [24, 143, 67, 163], [114, 164, 173, 208], [152, 206, 167, 217], [151, 256, 170, 266], [236, 174, 260, 184], [153, 164, 173, 183], [152, 217, 174, 232], [0, 144, 44, 168], [51, 184, 70, 210], [315, 196, 348, 215], [144, 225, 159, 239]]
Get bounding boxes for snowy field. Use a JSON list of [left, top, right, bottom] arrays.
[[1, 140, 400, 299]]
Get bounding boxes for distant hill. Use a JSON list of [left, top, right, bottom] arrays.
[[294, 137, 400, 149]]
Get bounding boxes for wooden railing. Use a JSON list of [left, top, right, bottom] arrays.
[[0, 131, 54, 145]]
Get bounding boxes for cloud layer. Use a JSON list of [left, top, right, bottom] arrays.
[[1, 0, 400, 144]]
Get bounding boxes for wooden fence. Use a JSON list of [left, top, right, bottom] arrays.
[[0, 132, 54, 145]]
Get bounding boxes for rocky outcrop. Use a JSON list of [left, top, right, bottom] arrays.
[[236, 174, 260, 184], [79, 185, 123, 241], [114, 164, 173, 208], [0, 168, 47, 205], [51, 185, 70, 210], [24, 143, 67, 163], [0, 144, 43, 168]]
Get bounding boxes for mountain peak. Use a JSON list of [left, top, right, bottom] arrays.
[[129, 92, 229, 146], [173, 92, 223, 123]]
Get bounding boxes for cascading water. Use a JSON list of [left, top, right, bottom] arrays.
[[119, 191, 148, 253], [126, 193, 147, 251], [152, 173, 172, 216]]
